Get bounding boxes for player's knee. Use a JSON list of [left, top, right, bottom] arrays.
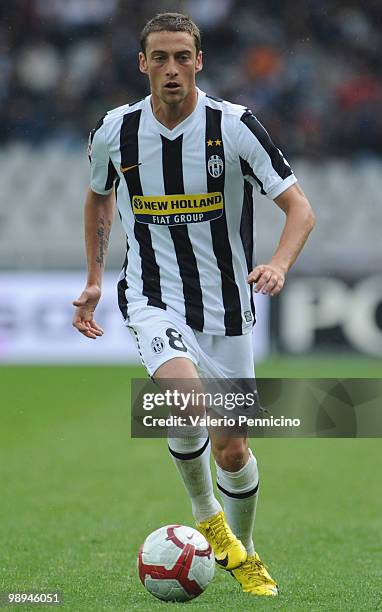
[[213, 438, 248, 471]]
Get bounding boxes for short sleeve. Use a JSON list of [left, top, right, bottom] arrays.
[[237, 110, 297, 200], [88, 118, 117, 195]]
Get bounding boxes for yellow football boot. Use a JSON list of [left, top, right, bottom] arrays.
[[231, 552, 278, 596], [196, 511, 247, 570]]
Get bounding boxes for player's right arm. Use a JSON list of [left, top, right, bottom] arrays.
[[72, 119, 116, 339], [72, 188, 115, 339]]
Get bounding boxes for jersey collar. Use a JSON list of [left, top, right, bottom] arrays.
[[144, 88, 206, 139]]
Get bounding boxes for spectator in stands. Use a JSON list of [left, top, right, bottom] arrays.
[[0, 0, 381, 157]]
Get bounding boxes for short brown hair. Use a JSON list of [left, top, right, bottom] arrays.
[[140, 12, 201, 55]]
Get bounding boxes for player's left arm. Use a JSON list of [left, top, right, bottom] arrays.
[[236, 109, 315, 296], [248, 182, 315, 296]]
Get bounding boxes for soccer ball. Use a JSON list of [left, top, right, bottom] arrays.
[[138, 524, 215, 602]]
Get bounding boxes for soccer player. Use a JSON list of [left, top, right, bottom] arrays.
[[73, 13, 315, 596]]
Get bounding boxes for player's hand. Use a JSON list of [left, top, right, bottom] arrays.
[[72, 285, 104, 339], [247, 263, 286, 296]]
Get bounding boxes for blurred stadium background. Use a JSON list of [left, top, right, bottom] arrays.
[[1, 2, 381, 609], [0, 0, 381, 368]]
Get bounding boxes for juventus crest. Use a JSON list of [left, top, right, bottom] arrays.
[[207, 155, 224, 178]]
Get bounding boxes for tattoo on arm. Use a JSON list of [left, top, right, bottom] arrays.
[[96, 217, 111, 268]]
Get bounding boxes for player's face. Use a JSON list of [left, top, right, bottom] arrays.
[[139, 31, 203, 106]]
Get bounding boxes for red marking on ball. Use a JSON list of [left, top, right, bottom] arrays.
[[138, 541, 202, 597]]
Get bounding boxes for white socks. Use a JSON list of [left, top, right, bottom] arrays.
[[216, 449, 259, 556], [168, 427, 222, 523], [168, 430, 259, 554]]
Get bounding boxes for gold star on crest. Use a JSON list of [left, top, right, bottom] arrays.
[[207, 139, 214, 146], [215, 139, 222, 146]]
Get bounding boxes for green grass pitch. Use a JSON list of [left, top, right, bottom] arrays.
[[1, 357, 381, 611]]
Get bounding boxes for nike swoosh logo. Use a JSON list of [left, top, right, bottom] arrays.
[[216, 555, 229, 567], [120, 163, 141, 173]]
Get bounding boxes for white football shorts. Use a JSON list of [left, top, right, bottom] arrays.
[[126, 303, 255, 379]]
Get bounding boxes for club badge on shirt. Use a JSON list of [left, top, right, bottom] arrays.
[[207, 155, 224, 178]]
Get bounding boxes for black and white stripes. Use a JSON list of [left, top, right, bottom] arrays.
[[217, 480, 259, 499], [90, 89, 297, 334], [205, 106, 243, 336], [119, 109, 166, 311], [161, 134, 205, 331], [168, 436, 210, 460]]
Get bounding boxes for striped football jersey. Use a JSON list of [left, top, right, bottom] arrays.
[[89, 88, 297, 336]]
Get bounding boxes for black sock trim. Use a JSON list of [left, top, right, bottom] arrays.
[[217, 480, 259, 499], [168, 436, 209, 461]]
